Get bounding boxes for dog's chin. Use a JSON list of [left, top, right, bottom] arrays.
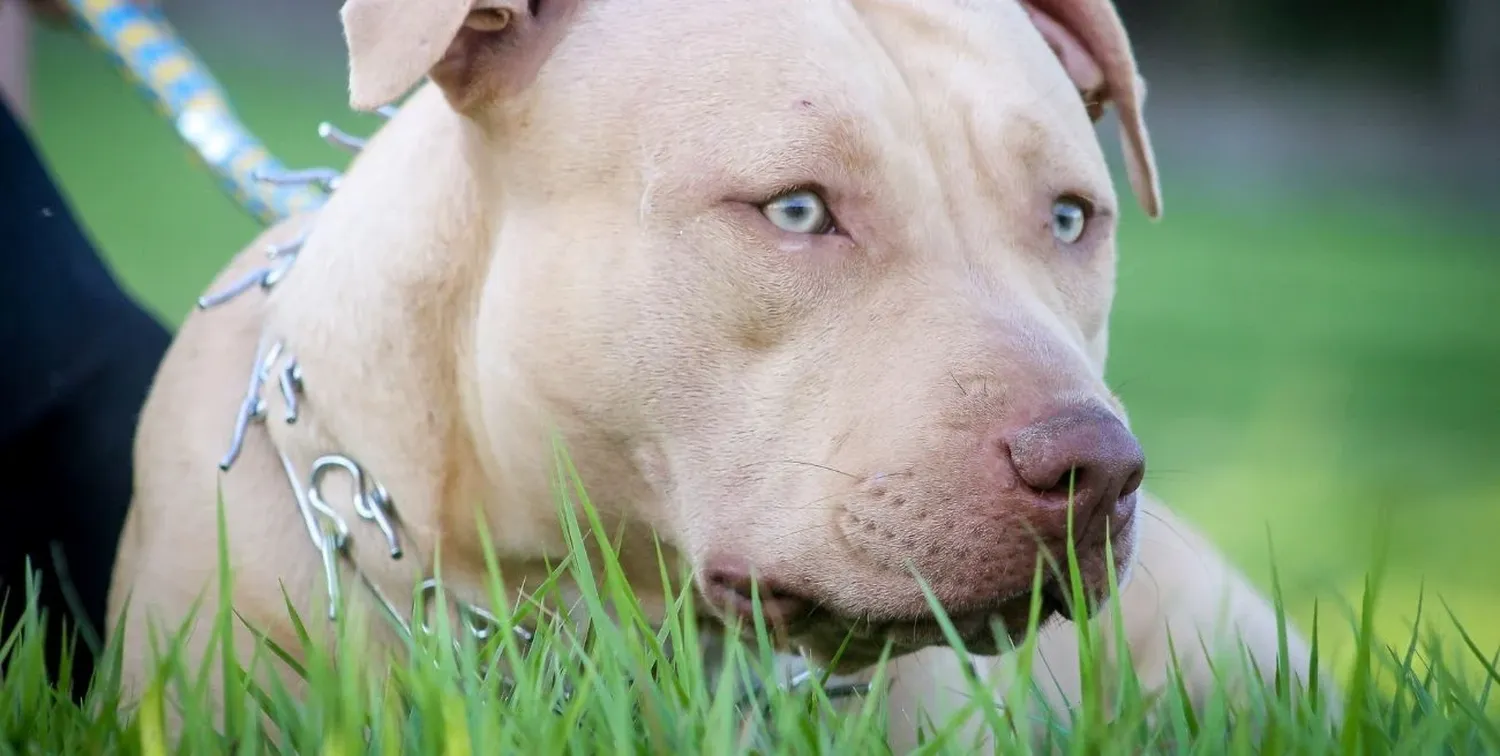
[[713, 589, 1072, 674]]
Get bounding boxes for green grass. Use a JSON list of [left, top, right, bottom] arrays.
[[14, 21, 1500, 752], [3, 453, 1499, 753]]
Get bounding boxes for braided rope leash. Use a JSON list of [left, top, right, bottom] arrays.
[[61, 0, 362, 224], [58, 0, 397, 312]]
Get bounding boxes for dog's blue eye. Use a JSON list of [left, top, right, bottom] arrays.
[[762, 190, 835, 235], [1051, 198, 1089, 244]]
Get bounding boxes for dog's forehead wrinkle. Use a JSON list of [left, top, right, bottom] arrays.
[[831, 0, 1110, 251], [531, 0, 1103, 265]]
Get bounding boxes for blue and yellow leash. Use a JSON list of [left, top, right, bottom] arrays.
[[62, 0, 363, 225], [61, 0, 399, 308]]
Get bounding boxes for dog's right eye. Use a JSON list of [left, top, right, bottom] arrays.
[[1050, 196, 1091, 245], [760, 190, 837, 235]]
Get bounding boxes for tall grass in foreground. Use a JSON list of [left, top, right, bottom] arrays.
[[2, 455, 1497, 754]]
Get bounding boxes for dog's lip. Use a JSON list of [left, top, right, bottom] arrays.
[[840, 586, 1068, 638], [702, 585, 1070, 663], [797, 594, 1071, 673]]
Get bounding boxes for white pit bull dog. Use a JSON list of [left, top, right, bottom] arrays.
[[108, 0, 1331, 746]]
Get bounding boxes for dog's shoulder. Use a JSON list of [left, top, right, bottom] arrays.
[[118, 214, 318, 576]]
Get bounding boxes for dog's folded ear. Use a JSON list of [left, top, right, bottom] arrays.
[[341, 0, 572, 114], [1021, 0, 1163, 219]]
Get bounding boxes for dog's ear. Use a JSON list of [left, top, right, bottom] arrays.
[[340, 0, 562, 113], [1021, 0, 1162, 219]]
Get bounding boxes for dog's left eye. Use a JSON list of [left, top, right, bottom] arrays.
[[1050, 197, 1091, 244], [761, 190, 836, 235]]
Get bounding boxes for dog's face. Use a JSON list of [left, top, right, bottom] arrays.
[[341, 0, 1161, 667]]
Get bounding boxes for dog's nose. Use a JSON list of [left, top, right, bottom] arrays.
[[1003, 403, 1145, 536], [700, 560, 813, 628]]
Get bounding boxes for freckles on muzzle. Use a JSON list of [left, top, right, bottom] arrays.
[[836, 401, 1145, 620], [692, 402, 1147, 664]]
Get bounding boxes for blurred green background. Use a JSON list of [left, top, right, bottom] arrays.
[[11, 1, 1500, 673]]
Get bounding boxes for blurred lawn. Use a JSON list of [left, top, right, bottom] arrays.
[[26, 29, 1500, 665]]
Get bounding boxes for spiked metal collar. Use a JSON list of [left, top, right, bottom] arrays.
[[199, 216, 872, 708], [71, 0, 871, 714]]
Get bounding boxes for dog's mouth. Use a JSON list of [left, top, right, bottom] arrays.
[[700, 582, 1075, 672]]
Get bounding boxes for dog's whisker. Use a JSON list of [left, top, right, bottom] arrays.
[[735, 459, 862, 480], [752, 489, 867, 514], [777, 521, 856, 543], [1135, 563, 1165, 614], [1139, 509, 1194, 548], [948, 370, 968, 396]]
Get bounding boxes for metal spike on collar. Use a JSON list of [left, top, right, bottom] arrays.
[[199, 108, 398, 312], [219, 340, 284, 471], [266, 231, 307, 260], [256, 111, 391, 193], [786, 665, 871, 700], [209, 110, 395, 463], [195, 253, 298, 310], [253, 166, 343, 193], [184, 96, 875, 709], [318, 121, 367, 154], [278, 358, 303, 424]]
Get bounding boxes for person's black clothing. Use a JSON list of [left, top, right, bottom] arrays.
[[0, 98, 172, 699]]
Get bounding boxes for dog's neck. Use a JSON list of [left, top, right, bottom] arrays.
[[257, 84, 652, 617], [216, 83, 871, 704]]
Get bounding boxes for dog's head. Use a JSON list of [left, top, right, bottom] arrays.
[[339, 0, 1161, 667]]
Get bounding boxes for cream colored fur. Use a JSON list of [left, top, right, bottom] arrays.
[[108, 0, 1334, 747]]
